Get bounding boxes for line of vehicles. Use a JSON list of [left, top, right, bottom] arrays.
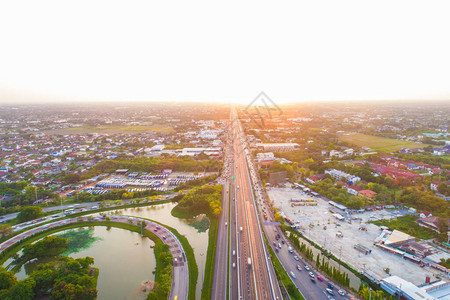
[[272, 213, 348, 298]]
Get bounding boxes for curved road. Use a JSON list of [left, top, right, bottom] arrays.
[[0, 214, 188, 300]]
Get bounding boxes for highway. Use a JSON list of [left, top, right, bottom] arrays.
[[213, 108, 352, 300], [229, 109, 282, 300], [212, 115, 234, 300], [238, 111, 352, 300]]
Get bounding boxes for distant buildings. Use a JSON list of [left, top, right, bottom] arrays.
[[255, 143, 299, 152]]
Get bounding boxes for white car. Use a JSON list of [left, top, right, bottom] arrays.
[[338, 290, 345, 296]]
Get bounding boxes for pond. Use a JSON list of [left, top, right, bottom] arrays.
[[5, 226, 157, 300], [3, 202, 209, 300], [113, 202, 209, 300]]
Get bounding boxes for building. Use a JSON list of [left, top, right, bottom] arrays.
[[306, 174, 324, 184], [198, 130, 222, 139], [255, 143, 299, 152], [146, 145, 165, 152], [256, 152, 275, 166], [380, 276, 434, 300], [269, 171, 287, 186], [325, 169, 361, 183], [383, 230, 415, 247], [180, 147, 221, 157], [419, 280, 450, 300], [416, 216, 449, 233]]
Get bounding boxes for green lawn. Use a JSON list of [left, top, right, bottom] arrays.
[[371, 215, 438, 240], [339, 134, 424, 152]]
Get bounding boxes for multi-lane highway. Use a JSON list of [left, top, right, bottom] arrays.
[[213, 109, 282, 300], [213, 107, 352, 300]]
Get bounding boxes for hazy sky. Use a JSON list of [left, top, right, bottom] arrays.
[[1, 0, 450, 104]]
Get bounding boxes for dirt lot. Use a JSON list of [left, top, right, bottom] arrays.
[[268, 186, 443, 285]]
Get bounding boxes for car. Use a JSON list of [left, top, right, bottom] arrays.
[[294, 255, 299, 261], [233, 250, 236, 256], [317, 275, 324, 281], [338, 290, 345, 296], [281, 240, 285, 244], [225, 222, 228, 226], [310, 276, 315, 282], [275, 248, 279, 253], [326, 288, 334, 295], [232, 263, 236, 268], [308, 272, 314, 278], [304, 265, 310, 271], [296, 265, 302, 271], [328, 284, 334, 289], [290, 271, 296, 279]]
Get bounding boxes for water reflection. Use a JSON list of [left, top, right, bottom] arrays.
[[118, 202, 208, 300]]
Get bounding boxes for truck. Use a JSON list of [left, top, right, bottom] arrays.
[[247, 257, 252, 267]]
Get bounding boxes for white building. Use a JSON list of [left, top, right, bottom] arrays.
[[255, 143, 299, 152], [145, 145, 165, 152], [380, 276, 435, 300], [181, 147, 221, 156], [256, 152, 275, 163], [198, 130, 222, 139], [325, 169, 361, 182]]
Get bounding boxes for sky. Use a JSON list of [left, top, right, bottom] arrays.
[[1, 0, 450, 104]]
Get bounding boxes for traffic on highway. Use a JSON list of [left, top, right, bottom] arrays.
[[212, 108, 353, 300]]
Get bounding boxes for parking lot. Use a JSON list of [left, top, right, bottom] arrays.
[[268, 186, 440, 285]]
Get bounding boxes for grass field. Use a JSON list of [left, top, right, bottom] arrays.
[[339, 134, 424, 153], [45, 124, 175, 134], [371, 215, 438, 240]]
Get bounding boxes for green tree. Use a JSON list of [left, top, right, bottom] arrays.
[[437, 183, 449, 196], [63, 173, 81, 185], [0, 267, 17, 290], [31, 269, 56, 296], [23, 236, 68, 259], [9, 277, 35, 300], [17, 206, 44, 222]]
